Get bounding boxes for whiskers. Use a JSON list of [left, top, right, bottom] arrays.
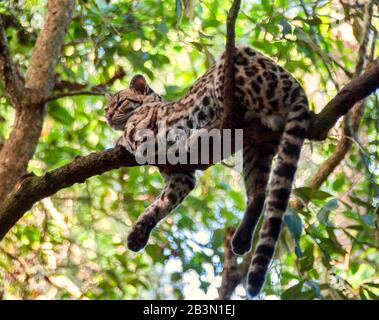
[[98, 115, 108, 123]]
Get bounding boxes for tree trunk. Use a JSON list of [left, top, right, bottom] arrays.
[[0, 0, 75, 202]]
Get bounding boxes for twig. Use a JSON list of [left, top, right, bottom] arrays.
[[44, 90, 106, 103], [48, 68, 126, 102]]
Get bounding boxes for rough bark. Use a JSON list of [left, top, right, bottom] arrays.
[[0, 0, 76, 203], [25, 0, 76, 98], [0, 107, 45, 201]]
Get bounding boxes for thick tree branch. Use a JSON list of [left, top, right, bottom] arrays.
[[307, 60, 379, 140], [25, 0, 76, 99], [0, 123, 279, 241], [292, 99, 367, 214], [0, 16, 24, 107], [0, 0, 76, 203], [0, 146, 135, 240]]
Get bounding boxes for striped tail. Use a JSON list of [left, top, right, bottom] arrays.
[[246, 98, 311, 298]]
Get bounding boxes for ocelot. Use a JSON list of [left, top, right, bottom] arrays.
[[105, 45, 311, 297]]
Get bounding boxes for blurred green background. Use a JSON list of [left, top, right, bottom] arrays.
[[0, 0, 378, 299]]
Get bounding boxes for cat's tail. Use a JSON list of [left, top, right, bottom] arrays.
[[246, 95, 311, 298]]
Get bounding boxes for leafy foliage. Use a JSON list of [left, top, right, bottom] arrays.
[[0, 0, 378, 300]]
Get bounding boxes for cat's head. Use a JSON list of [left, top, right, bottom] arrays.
[[105, 74, 162, 130]]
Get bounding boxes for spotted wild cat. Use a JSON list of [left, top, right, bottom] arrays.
[[105, 45, 311, 297]]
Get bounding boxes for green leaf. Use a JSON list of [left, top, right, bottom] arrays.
[[349, 196, 375, 211], [175, 0, 181, 19], [171, 272, 182, 282], [145, 244, 165, 263], [262, 0, 271, 12], [279, 19, 292, 35], [305, 17, 322, 25], [352, 17, 364, 43], [363, 288, 379, 300], [281, 281, 304, 300], [361, 214, 375, 227], [48, 102, 74, 126], [293, 187, 333, 202], [200, 280, 211, 293], [284, 208, 303, 240], [300, 244, 314, 272], [294, 239, 303, 258], [317, 199, 338, 227]]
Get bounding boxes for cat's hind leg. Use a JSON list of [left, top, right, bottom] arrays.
[[127, 169, 196, 252], [231, 141, 277, 255]]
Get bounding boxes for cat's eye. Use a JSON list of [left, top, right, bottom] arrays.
[[104, 107, 109, 112], [116, 98, 127, 108]]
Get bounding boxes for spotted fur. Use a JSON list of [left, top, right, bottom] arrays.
[[105, 45, 311, 297]]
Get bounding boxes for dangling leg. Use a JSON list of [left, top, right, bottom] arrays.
[[127, 169, 197, 252], [231, 141, 278, 255], [247, 100, 310, 297]]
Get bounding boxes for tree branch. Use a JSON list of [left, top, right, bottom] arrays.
[[222, 0, 242, 129], [0, 0, 76, 204], [0, 16, 24, 107], [307, 60, 379, 140], [218, 227, 251, 300], [44, 90, 106, 103], [299, 0, 376, 196], [46, 68, 126, 102], [0, 146, 133, 240], [25, 0, 76, 98]]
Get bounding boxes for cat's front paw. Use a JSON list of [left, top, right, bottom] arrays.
[[231, 229, 252, 256], [126, 219, 155, 252]]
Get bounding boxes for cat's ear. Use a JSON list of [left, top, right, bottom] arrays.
[[129, 74, 148, 94]]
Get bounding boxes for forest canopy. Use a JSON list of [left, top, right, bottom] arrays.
[[0, 0, 378, 300]]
